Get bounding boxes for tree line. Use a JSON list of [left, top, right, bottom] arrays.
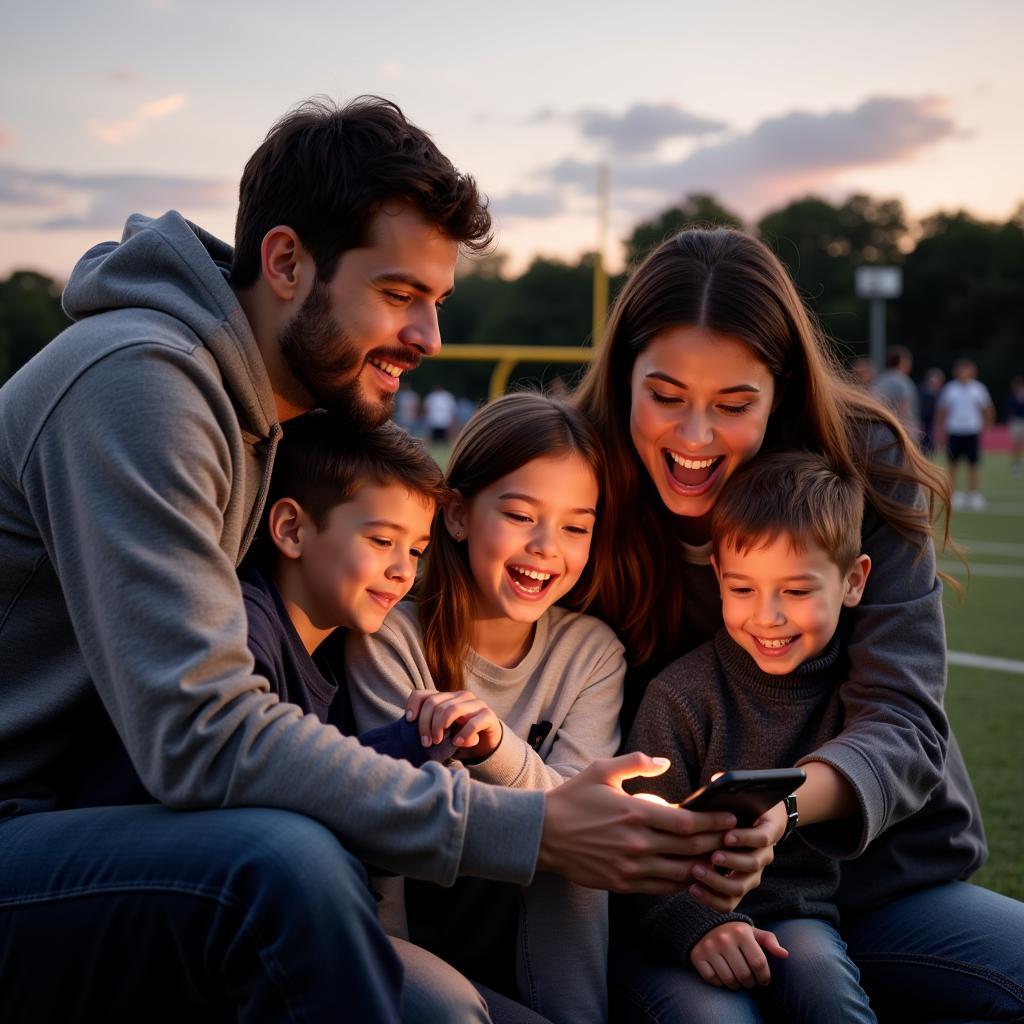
[[3, 192, 1023, 405]]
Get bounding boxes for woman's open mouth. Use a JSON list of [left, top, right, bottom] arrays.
[[663, 450, 726, 495]]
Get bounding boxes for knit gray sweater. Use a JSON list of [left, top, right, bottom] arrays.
[[621, 630, 848, 958], [622, 625, 986, 962]]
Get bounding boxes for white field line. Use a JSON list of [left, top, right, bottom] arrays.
[[949, 651, 1024, 675], [938, 561, 1024, 578], [954, 502, 1024, 517], [957, 540, 1024, 559]]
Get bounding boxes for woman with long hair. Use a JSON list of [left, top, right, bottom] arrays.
[[575, 229, 1023, 1023]]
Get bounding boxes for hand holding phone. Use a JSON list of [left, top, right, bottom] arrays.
[[681, 769, 806, 828]]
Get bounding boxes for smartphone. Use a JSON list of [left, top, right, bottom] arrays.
[[681, 768, 806, 827]]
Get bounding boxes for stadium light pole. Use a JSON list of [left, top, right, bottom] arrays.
[[855, 265, 903, 373]]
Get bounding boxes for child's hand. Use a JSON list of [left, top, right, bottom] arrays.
[[687, 805, 782, 910], [689, 802, 785, 907], [721, 801, 789, 852], [690, 921, 788, 989], [404, 689, 503, 760]]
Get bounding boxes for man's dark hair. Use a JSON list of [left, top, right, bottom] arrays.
[[712, 451, 865, 572], [232, 95, 492, 288], [245, 411, 448, 568]]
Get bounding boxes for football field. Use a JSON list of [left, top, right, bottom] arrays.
[[939, 452, 1024, 900]]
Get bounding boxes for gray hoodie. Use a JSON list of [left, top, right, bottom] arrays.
[[0, 211, 543, 885]]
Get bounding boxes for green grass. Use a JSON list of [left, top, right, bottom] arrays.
[[939, 452, 1024, 900]]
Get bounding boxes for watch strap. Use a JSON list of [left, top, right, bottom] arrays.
[[780, 793, 799, 842]]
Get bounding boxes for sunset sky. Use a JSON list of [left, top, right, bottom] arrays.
[[2, 0, 1022, 281]]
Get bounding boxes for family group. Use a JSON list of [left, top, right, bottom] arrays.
[[2, 96, 1022, 1024]]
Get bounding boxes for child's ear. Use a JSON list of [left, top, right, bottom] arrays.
[[842, 553, 872, 608], [267, 497, 307, 560], [443, 490, 468, 542]]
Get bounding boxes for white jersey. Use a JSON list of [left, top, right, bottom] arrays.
[[423, 389, 457, 429], [938, 379, 993, 435]]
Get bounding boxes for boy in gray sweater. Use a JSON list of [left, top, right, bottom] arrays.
[[622, 451, 968, 1023]]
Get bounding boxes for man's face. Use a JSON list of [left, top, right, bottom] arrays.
[[279, 205, 458, 428]]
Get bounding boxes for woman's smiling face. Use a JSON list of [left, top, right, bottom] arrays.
[[629, 326, 775, 526]]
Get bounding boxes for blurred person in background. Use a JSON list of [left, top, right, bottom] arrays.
[[456, 394, 479, 433], [394, 385, 421, 434], [851, 356, 876, 389], [424, 384, 457, 442], [918, 367, 946, 455], [936, 358, 995, 510], [873, 346, 919, 440]]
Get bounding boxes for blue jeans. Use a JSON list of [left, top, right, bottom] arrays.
[[845, 881, 1024, 1023], [611, 917, 875, 1024], [0, 804, 403, 1022], [406, 872, 603, 1024], [612, 883, 1024, 1024]]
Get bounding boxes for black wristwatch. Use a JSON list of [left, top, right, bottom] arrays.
[[780, 793, 799, 843]]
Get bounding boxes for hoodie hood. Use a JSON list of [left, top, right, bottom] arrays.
[[62, 210, 277, 440]]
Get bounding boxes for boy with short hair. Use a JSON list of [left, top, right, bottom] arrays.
[[622, 451, 878, 1022], [240, 410, 510, 1023], [240, 408, 454, 762]]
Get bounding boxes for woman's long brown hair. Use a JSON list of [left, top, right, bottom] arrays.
[[418, 392, 605, 691], [573, 228, 953, 670]]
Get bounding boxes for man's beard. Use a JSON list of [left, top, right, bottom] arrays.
[[277, 279, 394, 429]]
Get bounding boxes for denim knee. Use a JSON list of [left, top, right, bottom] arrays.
[[212, 808, 376, 928], [769, 918, 875, 1024]]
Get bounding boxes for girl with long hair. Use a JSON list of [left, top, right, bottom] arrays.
[[574, 228, 1023, 1022], [346, 391, 772, 1024]]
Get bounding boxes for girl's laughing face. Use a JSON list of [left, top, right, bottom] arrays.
[[449, 454, 598, 627]]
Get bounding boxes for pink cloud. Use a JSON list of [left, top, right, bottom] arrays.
[[542, 95, 958, 222], [84, 93, 187, 145]]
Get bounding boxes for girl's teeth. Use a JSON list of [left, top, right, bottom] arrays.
[[759, 637, 793, 649], [509, 566, 552, 593], [512, 567, 550, 581]]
